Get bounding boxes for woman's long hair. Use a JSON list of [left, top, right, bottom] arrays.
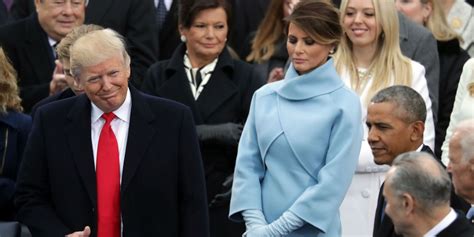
[[246, 0, 286, 63], [0, 47, 22, 113], [424, 0, 462, 42], [335, 0, 412, 105]]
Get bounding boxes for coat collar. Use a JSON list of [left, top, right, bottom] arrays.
[[275, 58, 344, 100], [0, 111, 24, 129]]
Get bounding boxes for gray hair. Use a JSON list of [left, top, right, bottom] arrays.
[[389, 151, 451, 213], [370, 85, 426, 123], [455, 119, 474, 162], [70, 28, 130, 78]]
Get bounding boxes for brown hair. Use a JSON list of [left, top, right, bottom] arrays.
[[179, 0, 232, 29], [246, 0, 286, 63], [285, 0, 342, 47], [0, 48, 22, 113]]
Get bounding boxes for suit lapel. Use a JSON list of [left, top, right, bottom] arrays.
[[24, 15, 55, 83], [84, 0, 114, 24], [196, 51, 237, 122], [65, 95, 97, 206], [121, 86, 157, 193]]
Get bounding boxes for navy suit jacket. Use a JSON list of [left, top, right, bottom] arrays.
[[437, 210, 474, 237], [15, 86, 209, 237]]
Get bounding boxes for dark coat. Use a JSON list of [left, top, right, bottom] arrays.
[[158, 0, 180, 61], [15, 86, 209, 237], [30, 88, 75, 120], [9, 0, 158, 87], [373, 145, 470, 237], [141, 43, 264, 237], [437, 210, 474, 237], [0, 111, 31, 220], [0, 14, 55, 113], [435, 39, 470, 159]]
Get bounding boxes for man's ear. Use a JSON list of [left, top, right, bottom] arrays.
[[401, 193, 415, 215], [410, 121, 425, 142]]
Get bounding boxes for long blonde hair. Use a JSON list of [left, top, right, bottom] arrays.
[[423, 0, 462, 42], [246, 0, 286, 63], [0, 47, 22, 113], [335, 0, 412, 105]]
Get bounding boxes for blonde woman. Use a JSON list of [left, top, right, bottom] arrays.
[[442, 59, 474, 165], [334, 0, 435, 235], [395, 0, 470, 159], [0, 47, 31, 220]]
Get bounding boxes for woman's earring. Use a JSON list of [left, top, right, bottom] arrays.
[[180, 35, 187, 43], [329, 48, 335, 54]]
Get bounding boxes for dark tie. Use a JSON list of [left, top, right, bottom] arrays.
[[195, 68, 203, 87], [156, 0, 167, 32], [97, 113, 120, 237]]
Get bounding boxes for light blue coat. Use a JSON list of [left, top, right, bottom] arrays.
[[229, 59, 363, 236]]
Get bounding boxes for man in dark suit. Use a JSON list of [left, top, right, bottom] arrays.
[[15, 29, 209, 237], [9, 0, 158, 87], [367, 85, 469, 237], [384, 152, 474, 237], [447, 119, 474, 225], [0, 0, 85, 113], [155, 0, 179, 60]]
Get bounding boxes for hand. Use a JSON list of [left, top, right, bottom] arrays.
[[66, 226, 91, 237], [267, 67, 284, 83], [50, 60, 68, 95], [196, 123, 243, 146]]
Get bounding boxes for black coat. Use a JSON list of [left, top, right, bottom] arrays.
[[0, 111, 31, 221], [437, 210, 474, 237], [141, 43, 264, 237], [435, 39, 470, 159], [0, 14, 55, 113], [30, 88, 75, 120], [158, 0, 180, 61], [15, 86, 209, 237]]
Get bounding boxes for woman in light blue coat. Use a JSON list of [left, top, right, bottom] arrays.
[[229, 1, 363, 236]]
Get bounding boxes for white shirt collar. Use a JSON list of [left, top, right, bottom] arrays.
[[423, 208, 457, 237], [154, 0, 172, 10], [91, 88, 132, 123], [416, 144, 424, 152], [48, 37, 57, 48]]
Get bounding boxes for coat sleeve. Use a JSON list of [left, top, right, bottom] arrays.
[[14, 109, 71, 236], [286, 97, 363, 233], [177, 107, 210, 237], [229, 93, 266, 221]]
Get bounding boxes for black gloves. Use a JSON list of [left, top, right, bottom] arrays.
[[196, 123, 243, 146], [209, 174, 233, 208]]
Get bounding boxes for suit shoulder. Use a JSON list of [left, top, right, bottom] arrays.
[[139, 91, 190, 113]]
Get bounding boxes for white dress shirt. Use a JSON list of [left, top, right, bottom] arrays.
[[423, 208, 457, 237], [183, 53, 218, 100], [154, 0, 172, 10], [90, 88, 132, 182]]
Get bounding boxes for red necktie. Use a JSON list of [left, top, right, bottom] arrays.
[[97, 113, 120, 237]]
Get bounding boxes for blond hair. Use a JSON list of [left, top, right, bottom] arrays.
[[469, 82, 474, 97], [335, 0, 412, 105], [56, 24, 104, 62], [0, 48, 22, 113], [246, 0, 286, 63], [70, 29, 130, 78], [423, 0, 462, 42]]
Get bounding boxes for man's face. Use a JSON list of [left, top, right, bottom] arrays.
[[35, 0, 85, 41], [60, 59, 83, 95], [78, 55, 130, 113], [367, 102, 418, 165], [447, 134, 474, 201], [383, 177, 411, 236]]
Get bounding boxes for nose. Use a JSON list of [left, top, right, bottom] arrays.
[[61, 1, 74, 15], [101, 77, 113, 91], [294, 41, 304, 55], [205, 26, 215, 39], [367, 127, 379, 143], [354, 12, 363, 23]]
